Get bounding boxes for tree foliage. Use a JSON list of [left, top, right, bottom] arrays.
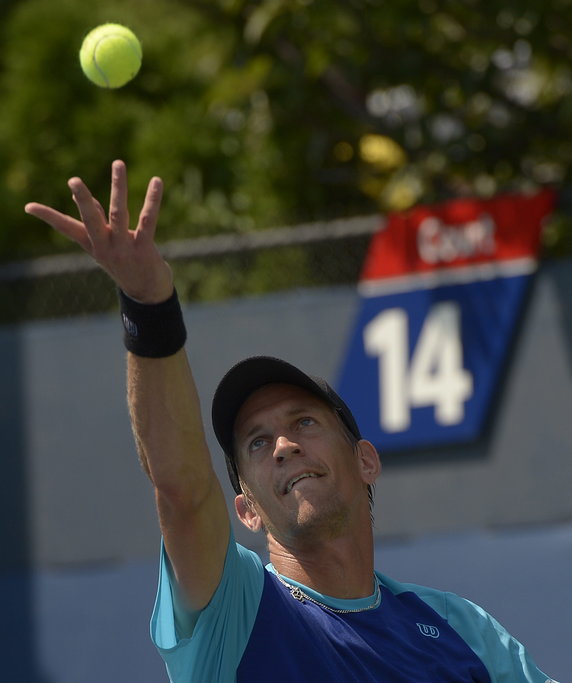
[[1, 0, 572, 264]]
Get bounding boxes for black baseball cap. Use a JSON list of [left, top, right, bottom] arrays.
[[211, 356, 362, 494]]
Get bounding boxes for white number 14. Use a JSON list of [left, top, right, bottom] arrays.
[[364, 302, 474, 432]]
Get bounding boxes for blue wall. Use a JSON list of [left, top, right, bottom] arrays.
[[2, 260, 571, 681]]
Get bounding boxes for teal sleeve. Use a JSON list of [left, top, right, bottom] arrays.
[[438, 591, 555, 683], [379, 574, 557, 683], [150, 530, 265, 683]]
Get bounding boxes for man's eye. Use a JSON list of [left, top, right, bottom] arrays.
[[249, 437, 266, 452], [299, 417, 316, 427]]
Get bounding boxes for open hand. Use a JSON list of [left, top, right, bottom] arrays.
[[25, 160, 174, 304]]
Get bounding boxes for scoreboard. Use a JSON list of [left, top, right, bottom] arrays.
[[337, 190, 555, 452]]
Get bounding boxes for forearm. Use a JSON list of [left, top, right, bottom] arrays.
[[127, 348, 214, 501]]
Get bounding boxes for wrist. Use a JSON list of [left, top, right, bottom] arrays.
[[118, 288, 187, 358], [119, 263, 174, 305]]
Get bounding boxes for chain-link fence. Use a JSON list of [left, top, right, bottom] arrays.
[[0, 215, 381, 325]]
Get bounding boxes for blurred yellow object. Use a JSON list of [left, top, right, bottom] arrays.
[[382, 179, 418, 211], [359, 134, 406, 171], [359, 171, 422, 211]]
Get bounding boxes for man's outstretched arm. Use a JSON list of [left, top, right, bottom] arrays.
[[25, 159, 230, 611]]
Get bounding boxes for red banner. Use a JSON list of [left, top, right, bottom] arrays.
[[361, 189, 556, 282]]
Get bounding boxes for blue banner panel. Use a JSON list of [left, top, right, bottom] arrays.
[[337, 273, 532, 451]]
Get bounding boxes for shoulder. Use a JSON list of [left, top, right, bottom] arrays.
[[377, 570, 515, 643], [377, 572, 449, 610], [376, 572, 554, 682], [153, 532, 265, 648], [151, 533, 268, 682]]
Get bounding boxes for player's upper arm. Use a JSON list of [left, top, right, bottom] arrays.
[[155, 458, 231, 613]]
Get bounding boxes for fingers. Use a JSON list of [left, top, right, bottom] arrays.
[[108, 159, 130, 235], [94, 198, 107, 220], [136, 176, 164, 241], [68, 176, 108, 244], [26, 162, 164, 261], [24, 203, 93, 252]]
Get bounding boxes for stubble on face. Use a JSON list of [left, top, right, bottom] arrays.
[[234, 384, 363, 547], [242, 477, 351, 548]]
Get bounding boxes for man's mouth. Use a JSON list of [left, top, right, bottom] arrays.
[[284, 472, 320, 494]]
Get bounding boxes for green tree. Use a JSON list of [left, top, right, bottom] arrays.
[[1, 0, 571, 265]]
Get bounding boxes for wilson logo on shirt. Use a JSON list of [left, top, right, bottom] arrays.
[[417, 623, 440, 638]]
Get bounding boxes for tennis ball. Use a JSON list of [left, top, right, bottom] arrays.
[[79, 23, 142, 88]]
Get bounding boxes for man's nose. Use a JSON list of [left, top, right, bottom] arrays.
[[273, 435, 302, 463]]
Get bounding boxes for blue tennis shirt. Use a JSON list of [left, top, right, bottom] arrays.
[[151, 531, 555, 682]]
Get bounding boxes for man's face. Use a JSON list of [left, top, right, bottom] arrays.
[[233, 383, 372, 543]]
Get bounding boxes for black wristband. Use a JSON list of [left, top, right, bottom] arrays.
[[118, 288, 187, 358]]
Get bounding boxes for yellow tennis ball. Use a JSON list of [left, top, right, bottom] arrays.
[[79, 23, 142, 88]]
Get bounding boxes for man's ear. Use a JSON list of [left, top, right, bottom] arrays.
[[357, 439, 382, 484], [235, 493, 263, 533]]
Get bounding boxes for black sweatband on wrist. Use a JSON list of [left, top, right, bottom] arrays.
[[118, 288, 187, 358]]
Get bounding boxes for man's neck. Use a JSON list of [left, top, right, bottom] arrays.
[[267, 528, 375, 600]]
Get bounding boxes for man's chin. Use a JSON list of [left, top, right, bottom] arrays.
[[292, 499, 349, 539]]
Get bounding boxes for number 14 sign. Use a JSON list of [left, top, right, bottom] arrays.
[[337, 189, 555, 452]]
